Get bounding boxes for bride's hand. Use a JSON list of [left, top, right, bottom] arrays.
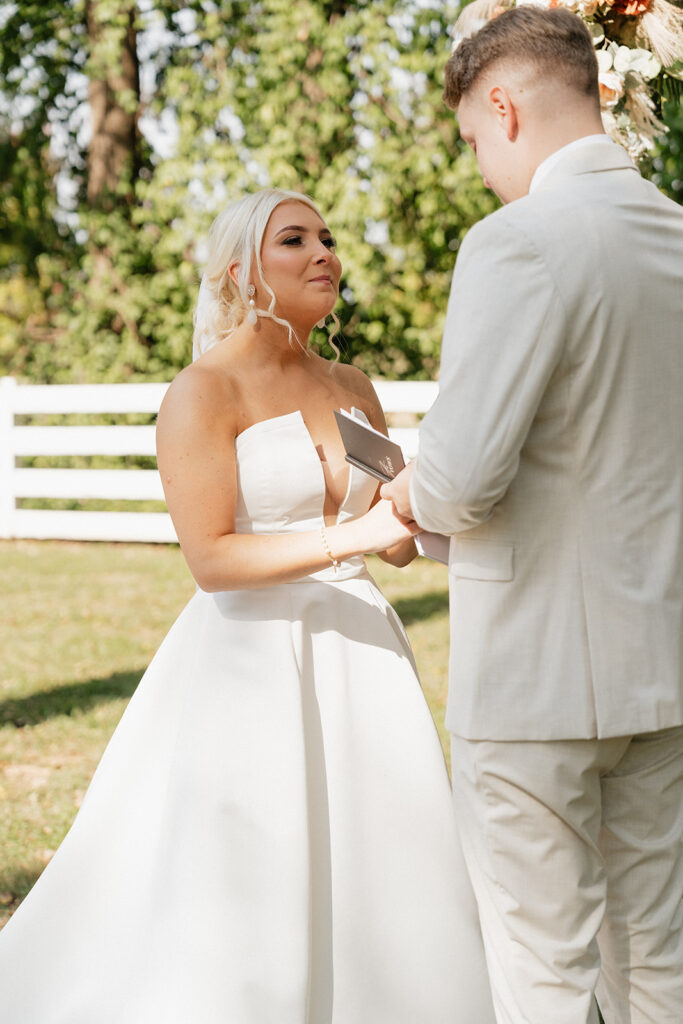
[[349, 498, 422, 555]]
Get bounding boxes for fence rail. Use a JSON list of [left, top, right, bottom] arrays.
[[0, 377, 437, 543]]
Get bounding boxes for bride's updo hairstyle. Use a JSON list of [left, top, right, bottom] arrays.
[[192, 188, 340, 361]]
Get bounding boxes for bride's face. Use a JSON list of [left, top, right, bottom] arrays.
[[256, 201, 342, 327]]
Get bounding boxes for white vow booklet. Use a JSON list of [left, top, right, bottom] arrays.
[[334, 410, 450, 565]]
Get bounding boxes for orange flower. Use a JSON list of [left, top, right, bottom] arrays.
[[599, 71, 625, 106], [611, 0, 651, 13]]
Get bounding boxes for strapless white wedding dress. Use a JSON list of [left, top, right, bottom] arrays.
[[0, 409, 494, 1023]]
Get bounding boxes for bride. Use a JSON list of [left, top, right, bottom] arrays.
[[0, 188, 494, 1023]]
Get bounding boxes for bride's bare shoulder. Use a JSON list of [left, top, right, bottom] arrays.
[[157, 361, 240, 441], [329, 361, 385, 426]]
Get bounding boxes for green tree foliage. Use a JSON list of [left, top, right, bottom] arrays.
[[0, 1, 83, 367], [0, 2, 82, 258], [1, 0, 497, 383], [650, 95, 683, 204]]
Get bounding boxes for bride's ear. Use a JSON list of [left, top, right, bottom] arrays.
[[227, 261, 240, 288]]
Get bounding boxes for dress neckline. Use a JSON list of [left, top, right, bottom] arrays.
[[235, 408, 369, 525], [235, 410, 307, 447]]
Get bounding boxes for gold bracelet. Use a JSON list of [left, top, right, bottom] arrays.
[[320, 524, 341, 573]]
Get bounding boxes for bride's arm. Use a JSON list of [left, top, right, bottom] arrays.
[[156, 368, 418, 592]]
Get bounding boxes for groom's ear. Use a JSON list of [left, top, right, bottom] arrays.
[[488, 85, 519, 143]]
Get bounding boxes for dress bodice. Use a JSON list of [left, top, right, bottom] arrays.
[[234, 408, 378, 581]]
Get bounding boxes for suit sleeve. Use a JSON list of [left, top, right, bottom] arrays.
[[410, 215, 567, 535]]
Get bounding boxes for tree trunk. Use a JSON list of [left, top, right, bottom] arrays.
[[86, 0, 140, 208]]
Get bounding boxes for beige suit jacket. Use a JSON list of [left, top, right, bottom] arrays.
[[411, 138, 683, 740]]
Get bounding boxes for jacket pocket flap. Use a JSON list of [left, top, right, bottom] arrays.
[[449, 540, 514, 581]]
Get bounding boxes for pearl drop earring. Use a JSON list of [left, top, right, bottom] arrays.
[[247, 284, 258, 326], [316, 317, 326, 329]]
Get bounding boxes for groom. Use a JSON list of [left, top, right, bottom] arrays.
[[383, 7, 683, 1023]]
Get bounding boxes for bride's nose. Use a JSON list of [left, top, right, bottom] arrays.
[[312, 241, 330, 263]]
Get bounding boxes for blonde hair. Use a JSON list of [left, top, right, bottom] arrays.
[[192, 188, 341, 361]]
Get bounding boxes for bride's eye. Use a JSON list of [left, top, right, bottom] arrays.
[[322, 236, 337, 249], [282, 235, 303, 245]]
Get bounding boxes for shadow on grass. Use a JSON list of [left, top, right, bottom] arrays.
[[0, 670, 142, 728], [0, 864, 44, 927], [0, 594, 450, 728], [392, 589, 449, 626]]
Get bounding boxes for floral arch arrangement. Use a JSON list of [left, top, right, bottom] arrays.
[[454, 0, 683, 159]]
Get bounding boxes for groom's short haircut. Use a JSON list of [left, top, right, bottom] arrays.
[[443, 6, 600, 110]]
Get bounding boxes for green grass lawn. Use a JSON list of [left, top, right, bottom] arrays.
[[0, 540, 451, 927]]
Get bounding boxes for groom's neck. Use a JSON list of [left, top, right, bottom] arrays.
[[520, 91, 606, 196]]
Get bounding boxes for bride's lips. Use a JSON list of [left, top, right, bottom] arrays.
[[309, 275, 334, 284]]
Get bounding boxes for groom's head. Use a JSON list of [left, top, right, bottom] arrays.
[[445, 6, 603, 203]]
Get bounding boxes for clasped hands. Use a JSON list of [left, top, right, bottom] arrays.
[[380, 461, 416, 522]]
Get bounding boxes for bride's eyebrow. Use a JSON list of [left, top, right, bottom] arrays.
[[274, 225, 332, 237]]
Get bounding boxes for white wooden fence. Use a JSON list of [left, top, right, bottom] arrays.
[[0, 377, 437, 543]]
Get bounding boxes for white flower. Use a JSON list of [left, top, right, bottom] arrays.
[[596, 48, 614, 73], [613, 46, 662, 81]]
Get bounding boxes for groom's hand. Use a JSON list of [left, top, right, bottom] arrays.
[[380, 462, 415, 520]]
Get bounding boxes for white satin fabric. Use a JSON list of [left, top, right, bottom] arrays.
[[0, 408, 494, 1023]]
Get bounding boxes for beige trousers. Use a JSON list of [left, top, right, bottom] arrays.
[[450, 727, 683, 1024]]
